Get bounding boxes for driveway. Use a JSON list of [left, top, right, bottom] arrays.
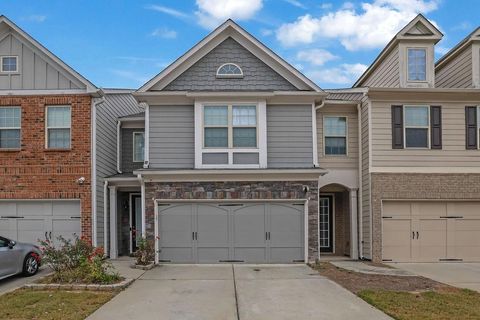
[[393, 263, 480, 292], [0, 267, 50, 295], [88, 264, 390, 320]]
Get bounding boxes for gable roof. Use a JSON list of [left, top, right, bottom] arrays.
[[435, 26, 480, 70], [353, 14, 443, 87], [0, 15, 97, 93], [138, 19, 322, 92]]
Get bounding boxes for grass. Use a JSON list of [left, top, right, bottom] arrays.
[[358, 288, 480, 320], [0, 289, 115, 320]]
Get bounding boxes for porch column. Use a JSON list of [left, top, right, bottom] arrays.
[[349, 188, 359, 260], [109, 186, 118, 259]]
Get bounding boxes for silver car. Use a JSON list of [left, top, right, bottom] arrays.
[[0, 236, 42, 280]]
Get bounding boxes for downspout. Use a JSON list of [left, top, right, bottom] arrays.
[[91, 96, 105, 247], [138, 174, 146, 239], [103, 180, 109, 255], [315, 99, 326, 262], [357, 97, 365, 259], [116, 120, 122, 173]]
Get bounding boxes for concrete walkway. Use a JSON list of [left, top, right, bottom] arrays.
[[331, 261, 414, 276], [392, 263, 480, 292], [88, 264, 390, 320]]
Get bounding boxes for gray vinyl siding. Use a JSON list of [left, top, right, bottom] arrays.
[[267, 105, 313, 168], [435, 46, 473, 88], [363, 48, 400, 88], [95, 93, 143, 248], [0, 33, 85, 90], [162, 37, 297, 91], [121, 128, 145, 173], [149, 105, 195, 168], [360, 96, 371, 259]]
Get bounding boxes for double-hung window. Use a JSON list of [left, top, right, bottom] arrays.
[[407, 48, 427, 82], [0, 107, 21, 149], [204, 105, 257, 148], [324, 116, 347, 155], [404, 106, 429, 148], [46, 106, 71, 149], [133, 132, 145, 162], [1, 56, 18, 73]]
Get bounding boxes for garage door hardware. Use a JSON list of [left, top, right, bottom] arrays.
[[412, 231, 419, 239], [382, 216, 393, 219], [1, 216, 24, 219], [218, 204, 244, 207], [439, 216, 464, 219], [265, 232, 271, 240], [192, 232, 198, 240], [70, 216, 81, 219], [439, 258, 463, 261], [219, 260, 244, 262]]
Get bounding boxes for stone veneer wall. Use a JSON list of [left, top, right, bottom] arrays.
[[144, 181, 319, 261], [370, 173, 480, 262]]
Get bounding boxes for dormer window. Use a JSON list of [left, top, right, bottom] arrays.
[[1, 56, 18, 73], [407, 48, 426, 81], [216, 63, 243, 78]]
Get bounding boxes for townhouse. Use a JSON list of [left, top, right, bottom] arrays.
[[0, 14, 479, 264]]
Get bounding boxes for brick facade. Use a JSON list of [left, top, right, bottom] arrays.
[[0, 95, 92, 242], [370, 173, 480, 262], [144, 181, 319, 261]]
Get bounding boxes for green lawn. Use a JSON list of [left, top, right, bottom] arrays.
[[359, 288, 480, 320], [0, 289, 115, 320]]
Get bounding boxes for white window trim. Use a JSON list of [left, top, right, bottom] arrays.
[[0, 106, 21, 149], [323, 115, 348, 156], [132, 132, 145, 163], [404, 105, 430, 149], [406, 47, 427, 83], [194, 100, 267, 169], [216, 63, 243, 78], [0, 56, 19, 73], [45, 105, 71, 149]]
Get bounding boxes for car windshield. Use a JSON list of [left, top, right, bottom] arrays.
[[0, 237, 9, 247]]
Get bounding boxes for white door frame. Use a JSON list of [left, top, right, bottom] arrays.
[[129, 193, 141, 254], [318, 193, 335, 255], [154, 199, 309, 264]]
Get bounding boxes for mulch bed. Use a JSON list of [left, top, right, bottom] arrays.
[[312, 262, 449, 294]]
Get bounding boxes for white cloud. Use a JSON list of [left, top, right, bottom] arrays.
[[307, 63, 368, 85], [151, 27, 178, 39], [22, 15, 47, 23], [146, 5, 188, 18], [296, 48, 338, 66], [320, 3, 333, 10], [195, 0, 263, 29], [276, 0, 440, 51], [260, 28, 273, 36], [283, 0, 306, 9]]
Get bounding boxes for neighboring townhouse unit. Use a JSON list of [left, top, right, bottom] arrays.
[[354, 14, 480, 263], [0, 16, 100, 246]]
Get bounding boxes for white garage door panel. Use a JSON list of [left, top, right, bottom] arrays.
[[197, 205, 230, 263], [448, 202, 480, 217], [17, 202, 53, 216], [17, 219, 46, 245], [382, 219, 412, 262], [0, 203, 16, 216], [269, 204, 304, 262], [416, 219, 447, 262], [53, 202, 81, 216], [52, 218, 81, 247], [450, 219, 480, 261], [233, 204, 266, 263], [0, 218, 16, 239]]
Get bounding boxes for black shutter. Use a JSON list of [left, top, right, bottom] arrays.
[[466, 106, 478, 150], [430, 106, 442, 149], [391, 105, 403, 149]]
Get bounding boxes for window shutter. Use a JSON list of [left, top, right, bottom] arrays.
[[391, 105, 403, 149], [466, 106, 478, 149], [430, 106, 442, 149]]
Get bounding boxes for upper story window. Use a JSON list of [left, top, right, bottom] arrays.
[[216, 63, 243, 78], [133, 132, 145, 162], [324, 116, 347, 155], [0, 107, 21, 149], [404, 106, 429, 148], [1, 56, 18, 73], [407, 48, 426, 82], [204, 105, 257, 148], [46, 106, 71, 149], [465, 106, 480, 150]]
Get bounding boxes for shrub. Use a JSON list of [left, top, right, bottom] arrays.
[[134, 237, 155, 265], [39, 236, 121, 284]]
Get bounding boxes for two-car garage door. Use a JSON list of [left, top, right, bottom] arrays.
[[382, 201, 480, 262], [0, 200, 81, 246], [158, 202, 305, 263]]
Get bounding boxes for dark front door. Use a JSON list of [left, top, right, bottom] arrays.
[[131, 195, 142, 252], [319, 196, 333, 253]]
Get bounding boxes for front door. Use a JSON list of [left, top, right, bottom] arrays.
[[130, 195, 142, 252], [319, 196, 333, 253]]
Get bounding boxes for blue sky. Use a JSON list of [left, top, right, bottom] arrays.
[[1, 0, 478, 89]]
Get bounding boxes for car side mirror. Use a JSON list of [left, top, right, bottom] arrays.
[[8, 240, 16, 249]]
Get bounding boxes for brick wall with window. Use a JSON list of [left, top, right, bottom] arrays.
[[0, 95, 92, 242]]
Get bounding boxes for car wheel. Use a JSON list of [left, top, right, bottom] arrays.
[[23, 253, 39, 276]]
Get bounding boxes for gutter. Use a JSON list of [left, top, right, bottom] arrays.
[[91, 96, 105, 247]]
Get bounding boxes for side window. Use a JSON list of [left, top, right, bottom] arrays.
[[0, 237, 8, 247], [324, 116, 347, 155], [133, 132, 145, 162], [404, 106, 429, 148], [0, 107, 21, 149], [46, 106, 71, 149], [1, 56, 18, 73], [407, 48, 426, 82]]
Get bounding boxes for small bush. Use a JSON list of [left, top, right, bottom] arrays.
[[134, 237, 155, 265], [39, 236, 121, 284]]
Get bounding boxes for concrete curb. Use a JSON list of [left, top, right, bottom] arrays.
[[130, 263, 155, 270], [22, 278, 134, 291]]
